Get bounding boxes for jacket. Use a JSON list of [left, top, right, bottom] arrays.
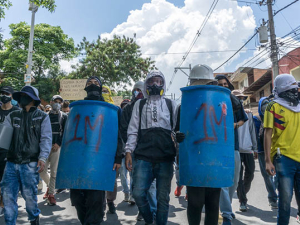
[[238, 112, 258, 153], [4, 107, 52, 164], [49, 110, 68, 146], [124, 71, 177, 163]]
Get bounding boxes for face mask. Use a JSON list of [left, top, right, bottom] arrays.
[[0, 95, 12, 104], [11, 99, 18, 106], [84, 84, 102, 100], [147, 84, 164, 96], [19, 95, 33, 108], [134, 91, 139, 97], [279, 88, 299, 106], [52, 103, 61, 112]]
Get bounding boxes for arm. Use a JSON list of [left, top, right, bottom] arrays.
[[114, 108, 124, 166], [120, 104, 131, 143], [249, 114, 258, 152], [39, 115, 52, 163], [234, 104, 248, 128], [264, 128, 275, 175], [172, 100, 177, 131]]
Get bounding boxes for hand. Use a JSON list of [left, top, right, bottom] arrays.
[[125, 152, 133, 172], [266, 161, 276, 176], [254, 151, 258, 160], [51, 143, 60, 152], [37, 160, 45, 173], [113, 163, 121, 171], [176, 132, 185, 143]]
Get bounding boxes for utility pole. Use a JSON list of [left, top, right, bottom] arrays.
[[266, 0, 279, 78], [25, 2, 38, 86]]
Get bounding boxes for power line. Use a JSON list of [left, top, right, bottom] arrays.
[[274, 0, 299, 17], [167, 0, 219, 91]]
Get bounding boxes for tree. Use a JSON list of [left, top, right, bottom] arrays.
[[70, 35, 156, 89], [0, 0, 56, 20], [0, 22, 76, 100]]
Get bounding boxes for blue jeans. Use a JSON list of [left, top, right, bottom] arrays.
[[274, 155, 300, 225], [119, 158, 131, 194], [132, 159, 173, 225], [220, 151, 241, 220], [0, 162, 40, 225], [258, 152, 277, 203]]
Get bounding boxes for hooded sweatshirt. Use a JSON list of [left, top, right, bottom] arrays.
[[102, 85, 115, 104], [124, 71, 177, 163], [238, 112, 258, 153]]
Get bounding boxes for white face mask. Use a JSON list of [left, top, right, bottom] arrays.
[[52, 103, 61, 112], [134, 90, 139, 97]]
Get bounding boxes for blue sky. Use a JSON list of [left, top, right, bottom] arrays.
[[1, 0, 300, 94]]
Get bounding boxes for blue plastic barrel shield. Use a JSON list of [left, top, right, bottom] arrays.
[[179, 86, 235, 188], [56, 100, 119, 192]]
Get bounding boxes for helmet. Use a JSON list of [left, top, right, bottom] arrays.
[[189, 64, 214, 80]]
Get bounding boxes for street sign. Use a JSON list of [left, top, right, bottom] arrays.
[[24, 74, 32, 83]]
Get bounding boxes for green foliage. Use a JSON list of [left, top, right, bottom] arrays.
[[0, 22, 76, 100], [69, 35, 156, 88], [0, 0, 12, 20]]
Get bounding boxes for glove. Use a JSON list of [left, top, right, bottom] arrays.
[[176, 131, 185, 143]]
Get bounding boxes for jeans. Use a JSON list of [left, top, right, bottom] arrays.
[[187, 186, 221, 225], [274, 155, 300, 225], [174, 161, 181, 187], [70, 189, 105, 225], [220, 151, 241, 220], [237, 153, 255, 203], [132, 159, 173, 225], [119, 157, 131, 194], [40, 148, 61, 195], [258, 152, 277, 203], [0, 161, 40, 225]]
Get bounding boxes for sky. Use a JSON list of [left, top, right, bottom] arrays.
[[1, 0, 300, 96]]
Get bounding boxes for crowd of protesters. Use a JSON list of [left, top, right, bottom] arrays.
[[0, 65, 299, 225]]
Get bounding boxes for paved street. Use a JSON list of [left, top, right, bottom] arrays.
[[0, 161, 298, 225]]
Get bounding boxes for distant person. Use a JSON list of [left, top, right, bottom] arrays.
[[62, 100, 70, 114], [45, 105, 51, 113]]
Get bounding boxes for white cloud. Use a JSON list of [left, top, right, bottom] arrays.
[[59, 58, 80, 73], [101, 0, 257, 96]]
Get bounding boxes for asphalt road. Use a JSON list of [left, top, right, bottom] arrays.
[[0, 161, 298, 225]]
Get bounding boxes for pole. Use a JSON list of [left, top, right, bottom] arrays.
[[25, 3, 38, 86], [267, 0, 279, 78]]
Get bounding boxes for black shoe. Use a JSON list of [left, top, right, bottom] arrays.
[[108, 202, 116, 214], [137, 212, 144, 221], [56, 189, 66, 194], [30, 216, 39, 225]]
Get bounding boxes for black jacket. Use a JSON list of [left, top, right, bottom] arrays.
[[120, 101, 137, 144], [6, 107, 52, 164]]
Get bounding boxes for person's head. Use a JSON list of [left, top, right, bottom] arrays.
[[120, 99, 130, 109], [45, 105, 51, 112], [62, 100, 70, 113], [258, 97, 270, 119], [231, 90, 248, 103], [12, 86, 41, 110], [274, 74, 298, 106], [50, 95, 63, 113], [145, 71, 165, 96], [189, 64, 214, 86], [215, 75, 234, 91], [102, 86, 115, 104], [84, 76, 104, 101], [0, 86, 14, 105], [132, 81, 145, 101]]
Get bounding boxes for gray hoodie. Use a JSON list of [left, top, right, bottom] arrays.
[[238, 112, 258, 153]]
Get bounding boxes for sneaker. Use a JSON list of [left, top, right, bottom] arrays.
[[0, 207, 4, 217], [30, 216, 40, 225], [222, 217, 231, 225], [231, 213, 236, 219], [56, 189, 66, 194], [128, 195, 135, 205], [269, 201, 278, 209], [137, 212, 144, 221], [47, 194, 56, 206], [239, 202, 247, 212], [43, 188, 49, 200], [124, 193, 130, 202], [108, 202, 116, 214], [297, 214, 300, 224], [174, 186, 184, 197]]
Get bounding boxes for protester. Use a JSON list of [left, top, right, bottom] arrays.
[[125, 71, 177, 225], [216, 75, 248, 225], [62, 100, 70, 114], [174, 64, 222, 225], [45, 105, 51, 113], [70, 76, 122, 225], [264, 74, 300, 225], [253, 97, 278, 210], [102, 85, 115, 104], [120, 81, 158, 221], [0, 86, 19, 216], [121, 99, 130, 109], [232, 90, 258, 212], [0, 86, 52, 225], [40, 95, 68, 206]]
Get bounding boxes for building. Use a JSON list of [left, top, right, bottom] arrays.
[[278, 47, 300, 80]]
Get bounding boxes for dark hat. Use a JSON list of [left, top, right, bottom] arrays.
[[13, 86, 41, 106], [86, 76, 102, 87], [0, 86, 14, 95], [51, 95, 63, 102], [215, 74, 235, 91]]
